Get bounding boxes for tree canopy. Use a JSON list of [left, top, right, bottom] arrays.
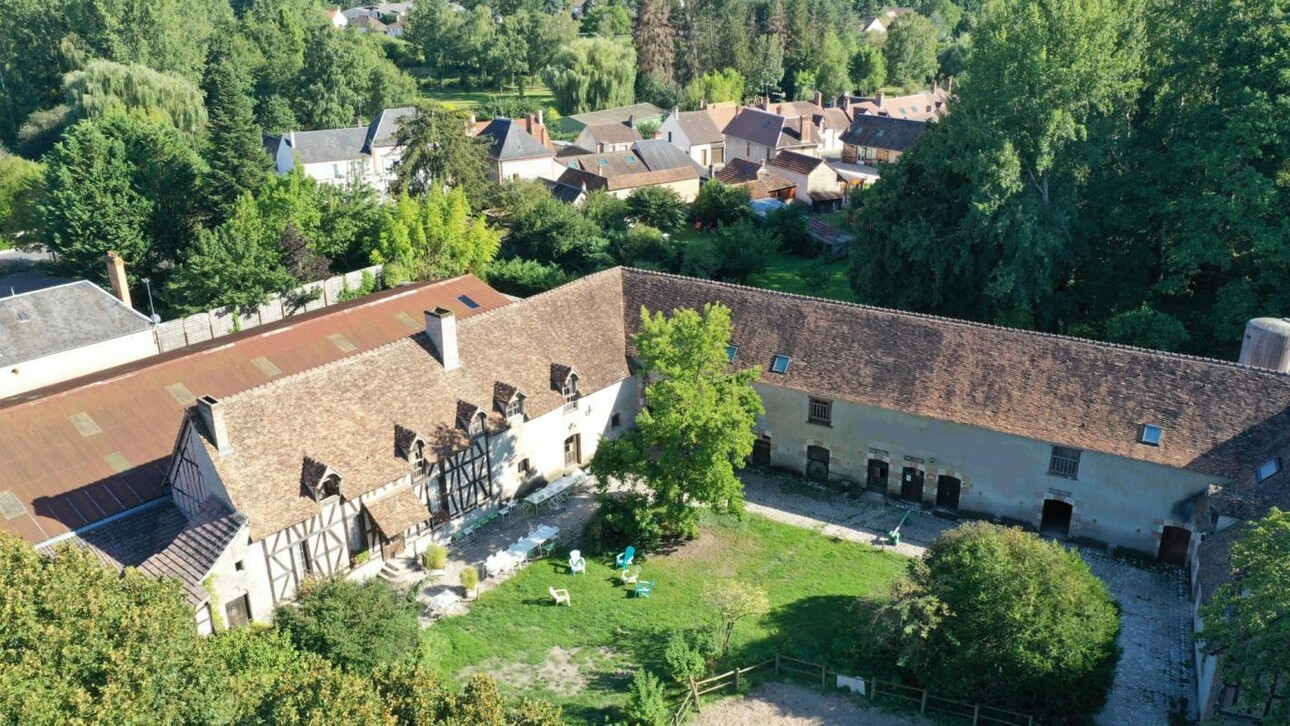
[[590, 303, 764, 537], [542, 38, 637, 115]]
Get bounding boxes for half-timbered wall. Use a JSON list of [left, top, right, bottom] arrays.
[[168, 420, 238, 519]]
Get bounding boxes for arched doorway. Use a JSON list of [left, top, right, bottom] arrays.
[[751, 435, 771, 466], [935, 475, 961, 511], [1040, 499, 1073, 538], [1158, 526, 1191, 566]]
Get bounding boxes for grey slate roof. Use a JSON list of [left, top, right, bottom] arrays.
[[840, 114, 927, 152], [477, 118, 554, 161], [632, 139, 705, 175], [0, 281, 152, 366], [287, 126, 370, 164], [541, 177, 588, 204], [567, 103, 667, 130], [670, 110, 725, 145], [723, 107, 785, 148], [364, 106, 416, 151]]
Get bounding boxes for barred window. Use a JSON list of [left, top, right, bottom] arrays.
[[1048, 446, 1081, 479], [807, 398, 832, 426]]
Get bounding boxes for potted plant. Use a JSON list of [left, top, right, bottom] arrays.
[[421, 543, 448, 576], [459, 565, 479, 598]]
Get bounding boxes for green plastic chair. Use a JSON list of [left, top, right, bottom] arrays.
[[634, 580, 653, 598]]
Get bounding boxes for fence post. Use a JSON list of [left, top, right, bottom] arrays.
[[920, 689, 928, 715], [734, 667, 741, 691], [775, 654, 780, 676], [690, 675, 702, 713], [821, 664, 827, 689], [972, 703, 979, 725]]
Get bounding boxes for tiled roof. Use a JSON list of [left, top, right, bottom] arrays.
[[0, 281, 153, 366], [476, 118, 554, 161], [582, 122, 642, 145], [1207, 435, 1290, 519], [724, 108, 786, 149], [363, 106, 415, 151], [669, 110, 724, 145], [846, 87, 950, 122], [714, 158, 764, 185], [767, 149, 826, 176], [557, 142, 700, 192], [619, 269, 1290, 481], [840, 115, 927, 152], [287, 127, 369, 164], [0, 277, 510, 545], [714, 159, 794, 197], [567, 103, 667, 129], [197, 270, 631, 541], [703, 102, 740, 133], [364, 484, 429, 538]]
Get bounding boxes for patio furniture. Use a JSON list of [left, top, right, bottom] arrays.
[[616, 545, 635, 569], [485, 551, 519, 578], [549, 586, 571, 606], [620, 567, 639, 586], [569, 550, 586, 574], [633, 580, 653, 598], [523, 470, 583, 512]]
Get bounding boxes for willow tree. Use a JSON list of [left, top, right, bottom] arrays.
[[542, 38, 636, 115], [62, 60, 208, 135], [589, 304, 763, 537]]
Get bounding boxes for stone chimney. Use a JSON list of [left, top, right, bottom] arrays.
[[840, 96, 851, 113], [197, 395, 232, 455], [525, 114, 534, 135], [536, 109, 544, 126], [105, 251, 132, 308], [1239, 318, 1290, 373], [425, 307, 460, 371], [800, 114, 811, 141], [627, 114, 636, 129], [875, 92, 885, 107], [288, 129, 297, 149], [813, 91, 823, 107]]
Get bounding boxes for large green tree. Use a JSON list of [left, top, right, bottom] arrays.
[[875, 523, 1120, 723], [272, 577, 421, 675], [634, 0, 676, 85], [883, 13, 940, 87], [849, 42, 887, 95], [372, 188, 501, 283], [1197, 509, 1290, 721], [542, 38, 637, 115], [62, 60, 209, 135], [390, 104, 490, 203], [589, 303, 764, 537], [0, 151, 43, 248], [202, 48, 272, 222]]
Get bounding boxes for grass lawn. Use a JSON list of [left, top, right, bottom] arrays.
[[748, 251, 857, 302], [418, 83, 555, 112], [420, 512, 905, 723]]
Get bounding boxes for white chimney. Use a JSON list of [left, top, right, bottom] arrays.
[[105, 251, 132, 308], [425, 307, 460, 371], [1239, 318, 1290, 373], [197, 395, 232, 455]]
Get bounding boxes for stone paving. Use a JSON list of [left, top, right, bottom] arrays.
[[739, 468, 1195, 725]]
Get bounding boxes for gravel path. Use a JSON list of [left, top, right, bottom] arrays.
[[693, 682, 933, 726]]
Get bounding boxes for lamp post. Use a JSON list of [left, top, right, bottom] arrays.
[[141, 277, 160, 324]]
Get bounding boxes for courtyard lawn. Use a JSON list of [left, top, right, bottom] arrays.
[[421, 512, 905, 723], [748, 251, 857, 302], [417, 82, 555, 112]]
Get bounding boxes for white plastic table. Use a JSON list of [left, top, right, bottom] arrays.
[[524, 469, 584, 511], [485, 551, 520, 578]]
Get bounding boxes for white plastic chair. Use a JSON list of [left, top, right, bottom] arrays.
[[569, 549, 586, 574], [549, 586, 571, 606]]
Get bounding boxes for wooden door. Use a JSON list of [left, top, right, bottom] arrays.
[[901, 467, 924, 503], [1158, 526, 1191, 566], [564, 434, 581, 467], [935, 475, 961, 511], [381, 533, 406, 562]]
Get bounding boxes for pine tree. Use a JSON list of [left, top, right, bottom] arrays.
[[633, 0, 676, 86], [202, 49, 271, 223]]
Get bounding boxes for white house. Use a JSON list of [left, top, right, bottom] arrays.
[[658, 108, 726, 169], [765, 150, 846, 210], [474, 114, 560, 182], [267, 107, 416, 196], [722, 107, 819, 163]]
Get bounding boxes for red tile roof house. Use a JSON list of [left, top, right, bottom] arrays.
[[9, 268, 1290, 663]]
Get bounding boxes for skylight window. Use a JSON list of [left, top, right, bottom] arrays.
[[626, 155, 637, 164], [1256, 457, 1281, 482], [457, 294, 480, 310], [598, 158, 609, 166], [770, 355, 790, 374], [1139, 424, 1162, 446], [726, 345, 738, 362]]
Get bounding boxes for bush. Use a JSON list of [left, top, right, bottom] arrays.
[[583, 492, 664, 554], [618, 224, 682, 272], [459, 565, 479, 592], [663, 627, 719, 683], [483, 258, 572, 297], [422, 543, 448, 571], [626, 186, 687, 232], [764, 204, 813, 256], [624, 670, 670, 726], [691, 180, 750, 229], [272, 577, 420, 674], [876, 523, 1120, 723]]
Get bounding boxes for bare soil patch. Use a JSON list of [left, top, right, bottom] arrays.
[[693, 682, 933, 726], [461, 646, 619, 696]]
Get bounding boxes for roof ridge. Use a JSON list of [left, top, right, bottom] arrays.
[[620, 267, 1287, 378]]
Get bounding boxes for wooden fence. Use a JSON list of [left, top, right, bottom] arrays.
[[672, 653, 1037, 726]]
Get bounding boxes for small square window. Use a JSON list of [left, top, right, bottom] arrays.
[[1139, 424, 1162, 446], [808, 398, 832, 426], [234, 560, 245, 572], [1048, 446, 1081, 479], [518, 458, 532, 475], [611, 412, 622, 429], [770, 355, 790, 374], [505, 397, 524, 419], [1256, 458, 1281, 482], [726, 345, 738, 362]]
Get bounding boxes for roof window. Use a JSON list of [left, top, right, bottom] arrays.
[[1256, 458, 1281, 483], [726, 345, 738, 362], [1139, 424, 1163, 446], [770, 355, 790, 374], [457, 294, 480, 310]]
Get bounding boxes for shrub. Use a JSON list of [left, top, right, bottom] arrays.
[[272, 577, 420, 674], [764, 204, 813, 256], [459, 565, 479, 592], [618, 224, 682, 272], [624, 669, 670, 726], [422, 543, 448, 571], [626, 186, 687, 232], [483, 258, 572, 297], [663, 628, 712, 683], [351, 550, 371, 566], [583, 491, 663, 554], [691, 180, 750, 229], [876, 523, 1121, 723]]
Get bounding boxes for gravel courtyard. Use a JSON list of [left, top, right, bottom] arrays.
[[693, 682, 934, 726], [740, 469, 1196, 725]]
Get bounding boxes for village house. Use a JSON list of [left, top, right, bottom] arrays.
[[750, 95, 851, 157], [575, 120, 643, 154], [556, 140, 703, 201], [722, 107, 819, 163], [63, 267, 1290, 634], [765, 150, 846, 210], [840, 114, 927, 165], [713, 158, 796, 202], [846, 81, 952, 123], [325, 6, 347, 27], [560, 103, 667, 138], [265, 106, 415, 195], [657, 107, 726, 169], [859, 5, 914, 34], [342, 3, 412, 36], [473, 114, 558, 183]]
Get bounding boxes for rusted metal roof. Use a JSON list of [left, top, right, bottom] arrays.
[[0, 276, 510, 545]]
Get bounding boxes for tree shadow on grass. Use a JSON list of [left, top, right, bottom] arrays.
[[726, 594, 884, 673]]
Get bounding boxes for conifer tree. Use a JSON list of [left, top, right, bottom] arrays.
[[202, 48, 271, 223]]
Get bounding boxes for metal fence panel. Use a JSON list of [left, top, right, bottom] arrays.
[[183, 313, 213, 344]]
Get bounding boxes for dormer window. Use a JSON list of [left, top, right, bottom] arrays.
[[1138, 424, 1163, 447], [563, 374, 579, 412], [468, 411, 486, 437], [412, 439, 425, 466], [1256, 457, 1281, 483], [321, 473, 341, 498], [301, 456, 342, 502], [505, 394, 525, 419]]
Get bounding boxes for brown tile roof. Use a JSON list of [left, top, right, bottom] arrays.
[[847, 87, 950, 122], [703, 102, 740, 133], [619, 269, 1290, 481], [364, 484, 430, 539], [1208, 435, 1290, 519], [670, 110, 724, 145], [767, 149, 826, 176], [1194, 524, 1242, 605], [0, 276, 510, 545], [199, 269, 630, 541], [713, 159, 794, 199], [840, 115, 927, 152]]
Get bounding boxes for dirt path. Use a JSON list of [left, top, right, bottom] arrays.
[[693, 682, 933, 726]]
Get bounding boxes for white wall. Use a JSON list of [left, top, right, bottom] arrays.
[[1, 328, 159, 398], [496, 155, 560, 183]]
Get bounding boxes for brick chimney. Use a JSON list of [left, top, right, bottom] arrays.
[[536, 108, 544, 126], [627, 114, 636, 129], [197, 395, 232, 455], [105, 251, 132, 308], [425, 307, 460, 371]]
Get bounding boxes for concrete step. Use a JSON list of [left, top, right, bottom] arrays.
[[378, 557, 419, 583]]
